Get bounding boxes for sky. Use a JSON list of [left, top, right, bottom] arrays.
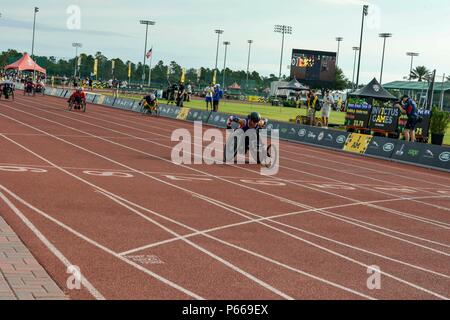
[[1, 0, 449, 84]]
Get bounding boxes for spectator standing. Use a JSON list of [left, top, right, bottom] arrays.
[[322, 90, 334, 128], [204, 84, 214, 111], [186, 82, 193, 102], [399, 95, 419, 142], [212, 84, 224, 112], [177, 82, 186, 107], [306, 90, 319, 126]]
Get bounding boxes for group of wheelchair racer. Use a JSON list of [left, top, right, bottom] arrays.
[[23, 78, 45, 96]]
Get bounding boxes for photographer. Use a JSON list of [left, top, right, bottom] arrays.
[[398, 95, 419, 142]]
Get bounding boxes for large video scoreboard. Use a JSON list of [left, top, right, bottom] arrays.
[[290, 49, 337, 88]]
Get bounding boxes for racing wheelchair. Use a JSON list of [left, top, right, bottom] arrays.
[[0, 82, 15, 101], [68, 97, 87, 113], [23, 82, 35, 96], [223, 127, 278, 169]]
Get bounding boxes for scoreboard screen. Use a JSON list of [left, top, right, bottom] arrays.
[[291, 49, 337, 87]]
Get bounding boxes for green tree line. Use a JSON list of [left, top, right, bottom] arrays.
[[0, 49, 351, 90]]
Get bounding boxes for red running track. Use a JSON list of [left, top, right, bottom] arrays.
[[0, 93, 449, 300]]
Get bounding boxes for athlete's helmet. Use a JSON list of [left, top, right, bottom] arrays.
[[249, 112, 261, 123]]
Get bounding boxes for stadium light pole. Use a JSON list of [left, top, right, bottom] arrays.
[[140, 20, 155, 87], [379, 33, 392, 84], [355, 5, 369, 88], [222, 41, 230, 89], [406, 52, 419, 81], [31, 7, 39, 82], [72, 43, 82, 78], [335, 37, 343, 68], [352, 47, 360, 90], [274, 25, 292, 81], [246, 40, 253, 93], [214, 29, 224, 83]]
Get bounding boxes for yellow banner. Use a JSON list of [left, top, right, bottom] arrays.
[[248, 96, 259, 102], [128, 62, 132, 78], [93, 59, 98, 76], [343, 133, 373, 154], [212, 70, 217, 85], [177, 108, 190, 120], [180, 68, 186, 83]]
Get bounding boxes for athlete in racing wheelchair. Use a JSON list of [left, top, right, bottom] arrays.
[[23, 79, 34, 96], [34, 80, 45, 95], [0, 82, 15, 101], [139, 92, 159, 116], [67, 88, 87, 112]]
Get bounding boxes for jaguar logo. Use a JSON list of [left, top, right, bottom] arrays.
[[298, 129, 307, 137], [383, 143, 395, 152], [439, 152, 450, 162]]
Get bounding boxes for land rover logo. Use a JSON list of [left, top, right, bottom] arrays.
[[336, 135, 346, 144], [383, 143, 395, 152], [298, 129, 307, 137], [439, 152, 450, 162]]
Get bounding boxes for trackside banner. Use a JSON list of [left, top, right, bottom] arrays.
[[27, 89, 449, 173]]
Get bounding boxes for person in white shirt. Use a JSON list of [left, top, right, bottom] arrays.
[[204, 84, 214, 111], [322, 90, 334, 128]]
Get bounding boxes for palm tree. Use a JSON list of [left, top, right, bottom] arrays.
[[409, 66, 431, 82]]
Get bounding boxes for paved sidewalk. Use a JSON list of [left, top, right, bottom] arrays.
[[0, 217, 67, 300]]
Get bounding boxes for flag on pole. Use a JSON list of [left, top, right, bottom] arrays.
[[146, 47, 153, 59], [77, 56, 82, 67], [128, 62, 132, 78], [111, 60, 115, 70]]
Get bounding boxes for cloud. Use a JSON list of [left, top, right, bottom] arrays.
[[1, 17, 134, 38]]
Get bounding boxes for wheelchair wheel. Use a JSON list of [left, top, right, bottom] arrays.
[[259, 144, 277, 169], [81, 101, 87, 113], [223, 130, 241, 163], [68, 101, 74, 111]]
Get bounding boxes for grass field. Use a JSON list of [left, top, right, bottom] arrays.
[[111, 92, 450, 145]]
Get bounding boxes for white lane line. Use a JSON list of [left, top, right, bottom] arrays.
[[1, 115, 381, 301], [29, 99, 450, 216], [0, 184, 204, 300], [1, 104, 449, 254], [96, 191, 294, 300], [0, 189, 105, 300], [0, 134, 293, 300], [72, 100, 450, 187], [99, 188, 448, 300], [118, 199, 450, 280], [0, 118, 390, 300]]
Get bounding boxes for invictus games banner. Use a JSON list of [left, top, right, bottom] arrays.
[[368, 101, 401, 132], [345, 97, 372, 129]]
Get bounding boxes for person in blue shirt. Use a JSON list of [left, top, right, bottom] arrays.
[[212, 84, 223, 112], [399, 95, 419, 142]]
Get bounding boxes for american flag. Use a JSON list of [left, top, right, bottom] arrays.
[[146, 48, 153, 59]]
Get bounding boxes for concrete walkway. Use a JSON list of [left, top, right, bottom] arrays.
[[0, 217, 67, 300]]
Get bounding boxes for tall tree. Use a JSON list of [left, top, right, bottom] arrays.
[[410, 66, 431, 82]]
